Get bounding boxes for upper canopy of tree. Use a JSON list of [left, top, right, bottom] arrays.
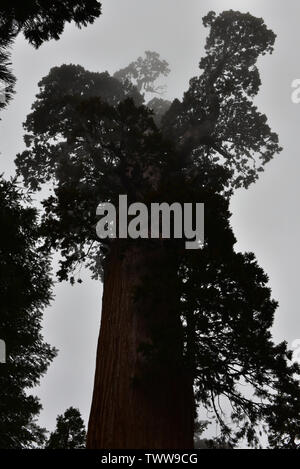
[[14, 11, 282, 278], [162, 10, 281, 190], [0, 1, 102, 47]]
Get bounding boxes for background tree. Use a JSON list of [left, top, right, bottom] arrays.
[[194, 421, 231, 449], [0, 177, 56, 449], [147, 97, 172, 127], [15, 11, 300, 449], [114, 50, 170, 95], [45, 407, 86, 449], [113, 51, 172, 125]]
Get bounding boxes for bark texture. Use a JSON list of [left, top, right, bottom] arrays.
[[87, 240, 194, 449]]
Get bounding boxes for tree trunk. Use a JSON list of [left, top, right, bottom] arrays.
[[87, 240, 194, 449]]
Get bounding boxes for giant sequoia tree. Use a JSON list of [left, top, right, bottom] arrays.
[[16, 11, 300, 448], [0, 177, 56, 448]]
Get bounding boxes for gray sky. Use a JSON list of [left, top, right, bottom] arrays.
[[0, 0, 300, 437]]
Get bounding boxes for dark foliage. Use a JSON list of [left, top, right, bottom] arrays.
[[45, 407, 86, 449], [0, 1, 101, 47], [0, 1, 102, 113], [0, 177, 57, 448], [0, 30, 15, 113]]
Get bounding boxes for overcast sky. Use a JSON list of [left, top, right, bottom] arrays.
[[0, 0, 300, 437]]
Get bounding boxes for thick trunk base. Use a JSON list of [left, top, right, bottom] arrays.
[[87, 241, 194, 449]]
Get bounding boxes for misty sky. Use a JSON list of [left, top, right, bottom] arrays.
[[0, 0, 300, 438]]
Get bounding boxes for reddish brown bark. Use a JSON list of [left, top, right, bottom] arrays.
[[87, 240, 194, 449]]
